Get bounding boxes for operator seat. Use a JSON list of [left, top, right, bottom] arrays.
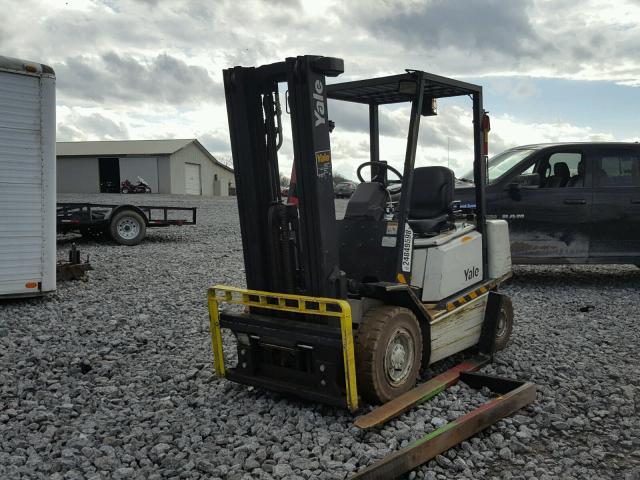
[[546, 162, 570, 188], [408, 166, 454, 236]]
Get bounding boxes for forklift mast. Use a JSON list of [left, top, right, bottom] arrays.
[[223, 56, 346, 298]]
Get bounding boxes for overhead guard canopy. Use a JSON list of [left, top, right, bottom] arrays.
[[327, 71, 482, 105]]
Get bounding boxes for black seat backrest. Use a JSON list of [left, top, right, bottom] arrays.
[[554, 162, 570, 185], [344, 182, 388, 220], [546, 162, 570, 188], [409, 166, 454, 220], [567, 160, 585, 187]]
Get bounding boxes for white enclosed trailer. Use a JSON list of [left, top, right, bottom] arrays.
[[0, 56, 56, 298]]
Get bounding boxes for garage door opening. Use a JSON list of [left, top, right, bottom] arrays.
[[185, 163, 201, 195], [99, 157, 120, 193]]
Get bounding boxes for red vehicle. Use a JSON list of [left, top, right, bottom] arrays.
[[121, 176, 151, 194]]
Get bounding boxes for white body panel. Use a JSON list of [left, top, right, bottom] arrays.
[[419, 230, 483, 302], [0, 63, 56, 297], [429, 294, 486, 363], [486, 219, 511, 278]]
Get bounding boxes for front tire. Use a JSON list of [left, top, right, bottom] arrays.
[[355, 306, 422, 404], [494, 295, 514, 351], [109, 210, 146, 245]]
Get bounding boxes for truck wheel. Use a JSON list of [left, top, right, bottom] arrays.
[[355, 306, 422, 404], [494, 295, 514, 351], [109, 210, 146, 246]]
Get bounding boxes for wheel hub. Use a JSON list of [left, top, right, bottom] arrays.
[[384, 328, 414, 386], [117, 217, 139, 240]]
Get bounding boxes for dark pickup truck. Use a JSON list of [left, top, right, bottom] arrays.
[[455, 142, 640, 265]]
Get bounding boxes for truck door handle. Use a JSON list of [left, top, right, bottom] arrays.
[[564, 198, 587, 205], [631, 199, 640, 204]]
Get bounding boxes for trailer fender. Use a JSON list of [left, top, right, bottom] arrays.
[[107, 204, 149, 225]]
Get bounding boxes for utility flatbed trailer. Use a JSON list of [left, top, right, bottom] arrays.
[[57, 202, 196, 246]]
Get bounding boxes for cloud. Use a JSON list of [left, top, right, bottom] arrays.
[[492, 115, 617, 146], [485, 78, 541, 101], [199, 132, 231, 155], [55, 52, 222, 106], [353, 0, 548, 58], [2, 0, 635, 173], [57, 110, 130, 141]]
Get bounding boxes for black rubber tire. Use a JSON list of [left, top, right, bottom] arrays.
[[355, 306, 422, 404], [494, 295, 514, 351], [109, 210, 146, 246]]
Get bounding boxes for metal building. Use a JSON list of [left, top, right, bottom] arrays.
[[56, 139, 235, 196]]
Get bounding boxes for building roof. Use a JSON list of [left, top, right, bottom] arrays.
[[56, 138, 233, 173], [56, 139, 195, 156]]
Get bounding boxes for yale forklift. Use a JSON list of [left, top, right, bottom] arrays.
[[209, 55, 514, 413]]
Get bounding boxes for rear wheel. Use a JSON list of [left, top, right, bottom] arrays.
[[355, 306, 422, 404], [494, 295, 514, 351], [109, 210, 146, 245]]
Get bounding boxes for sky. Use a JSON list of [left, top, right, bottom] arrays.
[[2, 0, 639, 179]]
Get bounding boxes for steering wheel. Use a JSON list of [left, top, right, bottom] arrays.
[[356, 161, 403, 188]]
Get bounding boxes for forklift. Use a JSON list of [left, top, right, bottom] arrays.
[[209, 55, 515, 413]]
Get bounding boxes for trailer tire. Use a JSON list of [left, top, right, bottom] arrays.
[[109, 210, 146, 245], [494, 295, 514, 351], [355, 306, 422, 404]]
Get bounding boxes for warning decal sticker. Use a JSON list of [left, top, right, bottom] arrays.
[[315, 150, 332, 178]]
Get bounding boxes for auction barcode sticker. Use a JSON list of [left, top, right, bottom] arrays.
[[401, 223, 413, 272]]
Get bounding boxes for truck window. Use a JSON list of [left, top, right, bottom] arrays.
[[459, 148, 535, 184], [538, 152, 583, 188], [597, 150, 640, 187], [487, 149, 535, 182]]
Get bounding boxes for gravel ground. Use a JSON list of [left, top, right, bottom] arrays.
[[1, 193, 639, 480]]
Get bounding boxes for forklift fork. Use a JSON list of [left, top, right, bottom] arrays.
[[351, 366, 536, 479]]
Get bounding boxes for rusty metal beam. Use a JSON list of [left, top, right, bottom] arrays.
[[350, 376, 536, 480], [354, 356, 489, 429]]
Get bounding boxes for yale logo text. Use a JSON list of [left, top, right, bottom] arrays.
[[464, 266, 480, 281], [313, 80, 326, 127]]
